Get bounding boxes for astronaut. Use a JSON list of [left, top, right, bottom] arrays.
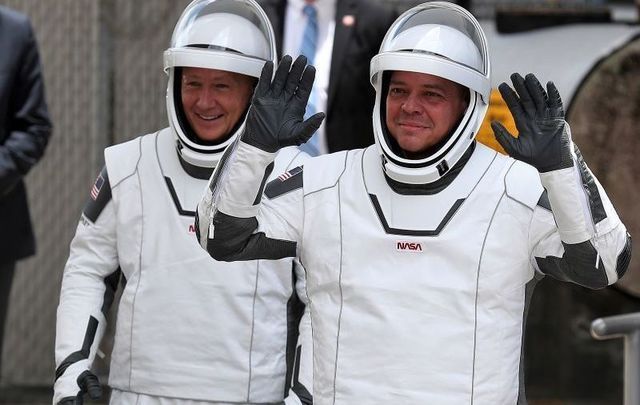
[[54, 0, 311, 404], [196, 2, 632, 404]]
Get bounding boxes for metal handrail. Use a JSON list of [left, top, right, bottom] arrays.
[[591, 312, 640, 405]]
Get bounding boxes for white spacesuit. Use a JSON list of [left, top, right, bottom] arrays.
[[197, 2, 632, 404], [54, 1, 311, 404]]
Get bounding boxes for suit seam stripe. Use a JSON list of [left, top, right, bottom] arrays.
[[110, 136, 146, 190], [333, 176, 345, 405], [304, 151, 350, 198], [471, 190, 506, 403], [128, 166, 144, 388], [247, 260, 260, 401]]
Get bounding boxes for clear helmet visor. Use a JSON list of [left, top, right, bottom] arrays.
[[371, 1, 490, 101], [165, 0, 277, 78], [369, 1, 491, 184], [164, 0, 277, 169], [383, 2, 489, 73]]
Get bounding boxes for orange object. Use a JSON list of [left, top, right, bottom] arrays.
[[477, 89, 518, 155]]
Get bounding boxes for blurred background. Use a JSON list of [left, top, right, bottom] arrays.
[[0, 0, 639, 403]]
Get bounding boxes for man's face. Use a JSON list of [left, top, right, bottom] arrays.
[[385, 71, 468, 158], [181, 67, 255, 143]]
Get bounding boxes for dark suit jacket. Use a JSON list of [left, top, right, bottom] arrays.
[[259, 0, 395, 152], [0, 6, 52, 262]]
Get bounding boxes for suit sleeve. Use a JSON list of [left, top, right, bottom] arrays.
[[196, 140, 304, 262], [54, 167, 120, 404], [0, 17, 52, 196], [530, 147, 631, 289]]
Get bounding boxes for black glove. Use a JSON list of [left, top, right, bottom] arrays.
[[58, 371, 102, 405], [242, 55, 325, 153], [491, 73, 573, 172]]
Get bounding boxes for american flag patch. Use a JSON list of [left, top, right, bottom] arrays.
[[90, 174, 105, 200], [265, 166, 303, 199], [277, 166, 303, 182], [278, 171, 292, 181]]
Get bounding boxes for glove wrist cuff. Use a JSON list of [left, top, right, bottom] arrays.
[[536, 123, 574, 173]]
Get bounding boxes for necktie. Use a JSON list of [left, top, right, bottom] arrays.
[[300, 4, 318, 64], [299, 3, 321, 156]]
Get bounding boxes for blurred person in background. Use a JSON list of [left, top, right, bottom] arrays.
[[54, 0, 311, 404], [196, 1, 632, 403], [0, 5, 52, 369], [258, 0, 396, 155]]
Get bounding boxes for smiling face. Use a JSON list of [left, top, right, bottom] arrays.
[[181, 67, 255, 143], [385, 71, 469, 158]]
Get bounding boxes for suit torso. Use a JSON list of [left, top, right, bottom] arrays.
[[104, 129, 301, 403], [295, 145, 542, 404]]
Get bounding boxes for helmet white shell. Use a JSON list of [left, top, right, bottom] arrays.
[[370, 1, 490, 184], [164, 0, 277, 169]]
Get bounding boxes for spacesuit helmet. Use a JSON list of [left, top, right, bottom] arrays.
[[370, 1, 490, 184], [164, 0, 277, 169]]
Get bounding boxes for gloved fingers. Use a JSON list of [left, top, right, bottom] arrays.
[[510, 73, 536, 119], [87, 378, 102, 400], [77, 370, 102, 400], [272, 55, 293, 96], [255, 61, 274, 99], [294, 64, 316, 107], [491, 120, 518, 156], [284, 55, 307, 100], [296, 112, 326, 143], [498, 82, 528, 134], [546, 81, 564, 117], [524, 73, 547, 114]]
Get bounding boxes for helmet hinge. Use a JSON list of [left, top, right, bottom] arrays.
[[437, 160, 449, 176]]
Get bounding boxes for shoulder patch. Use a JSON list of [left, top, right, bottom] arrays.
[[504, 160, 544, 210], [265, 166, 303, 199], [82, 166, 112, 223]]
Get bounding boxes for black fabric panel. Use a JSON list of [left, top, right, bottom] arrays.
[[82, 167, 112, 224], [176, 147, 214, 180], [574, 147, 607, 224], [253, 162, 275, 205], [194, 208, 201, 242], [291, 345, 313, 405], [54, 316, 99, 381], [207, 211, 296, 261], [265, 166, 303, 199], [536, 190, 551, 212], [100, 269, 121, 317], [284, 264, 305, 398], [164, 177, 195, 217], [615, 232, 632, 280], [517, 273, 543, 405], [535, 240, 608, 289], [369, 193, 464, 236]]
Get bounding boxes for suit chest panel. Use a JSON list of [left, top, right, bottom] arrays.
[[336, 148, 530, 297], [111, 135, 293, 292], [302, 149, 535, 402]]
